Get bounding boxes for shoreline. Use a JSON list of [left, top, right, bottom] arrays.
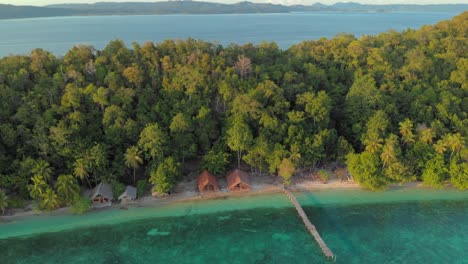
[[0, 181, 467, 240], [0, 178, 430, 223]]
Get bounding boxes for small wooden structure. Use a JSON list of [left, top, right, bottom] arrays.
[[90, 182, 113, 205], [283, 188, 335, 261], [226, 169, 251, 191], [118, 185, 137, 203], [197, 170, 219, 192]]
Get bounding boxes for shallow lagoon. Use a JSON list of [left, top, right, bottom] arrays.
[[1, 188, 467, 263]]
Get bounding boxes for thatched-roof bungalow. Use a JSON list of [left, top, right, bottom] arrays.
[[118, 186, 137, 203], [226, 169, 251, 191], [197, 170, 219, 193], [90, 182, 113, 205]]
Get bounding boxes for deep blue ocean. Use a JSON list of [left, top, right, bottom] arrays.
[[0, 11, 462, 57]]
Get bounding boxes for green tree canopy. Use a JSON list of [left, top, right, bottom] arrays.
[[149, 157, 180, 194]]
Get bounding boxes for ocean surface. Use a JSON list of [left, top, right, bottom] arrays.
[[1, 188, 467, 263], [0, 11, 462, 57]]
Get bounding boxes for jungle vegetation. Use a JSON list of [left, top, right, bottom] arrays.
[[0, 12, 466, 211]]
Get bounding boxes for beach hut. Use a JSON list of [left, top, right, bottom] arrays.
[[118, 186, 137, 203], [90, 182, 113, 205], [226, 169, 251, 191], [197, 170, 219, 192]]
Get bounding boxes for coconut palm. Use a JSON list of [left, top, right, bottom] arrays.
[[28, 175, 48, 200], [399, 118, 415, 145], [55, 174, 80, 206], [364, 133, 383, 154], [443, 133, 465, 158], [433, 140, 447, 155], [40, 188, 59, 211], [32, 159, 52, 183], [417, 124, 435, 144], [0, 190, 8, 215], [124, 146, 143, 184], [73, 158, 91, 187], [380, 137, 397, 168]]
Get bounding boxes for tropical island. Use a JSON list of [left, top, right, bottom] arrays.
[[0, 8, 467, 264], [0, 11, 467, 220], [0, 1, 467, 20]]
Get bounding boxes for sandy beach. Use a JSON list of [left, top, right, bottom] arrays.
[[1, 171, 429, 223]]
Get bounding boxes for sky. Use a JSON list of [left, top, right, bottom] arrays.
[[1, 0, 467, 6]]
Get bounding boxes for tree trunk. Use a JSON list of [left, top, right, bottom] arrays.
[[133, 167, 136, 184], [85, 177, 92, 189]]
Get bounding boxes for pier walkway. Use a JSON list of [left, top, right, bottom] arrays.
[[283, 188, 336, 262]]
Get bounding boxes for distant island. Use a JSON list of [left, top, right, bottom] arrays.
[[0, 1, 467, 19]]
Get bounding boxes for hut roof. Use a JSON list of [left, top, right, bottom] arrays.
[[91, 182, 113, 200], [197, 170, 219, 192], [226, 169, 251, 190], [118, 185, 137, 200]]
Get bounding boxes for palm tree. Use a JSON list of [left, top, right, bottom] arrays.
[[417, 124, 434, 144], [433, 140, 447, 155], [32, 159, 52, 183], [40, 188, 59, 211], [443, 133, 465, 158], [364, 133, 383, 154], [380, 141, 396, 168], [399, 118, 415, 145], [124, 146, 143, 184], [28, 175, 48, 200], [55, 174, 80, 206], [73, 158, 91, 187], [0, 190, 8, 215]]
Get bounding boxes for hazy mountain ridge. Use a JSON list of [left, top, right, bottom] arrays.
[[0, 4, 74, 19], [0, 1, 466, 19]]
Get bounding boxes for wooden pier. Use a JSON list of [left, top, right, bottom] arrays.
[[283, 188, 336, 262]]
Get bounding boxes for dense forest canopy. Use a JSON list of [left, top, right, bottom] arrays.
[[0, 12, 467, 211]]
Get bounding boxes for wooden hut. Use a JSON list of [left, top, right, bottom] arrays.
[[197, 170, 219, 192], [90, 182, 113, 205], [118, 186, 137, 203], [226, 169, 251, 191]]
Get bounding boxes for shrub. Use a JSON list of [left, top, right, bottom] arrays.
[[0, 189, 8, 214], [136, 180, 148, 197], [317, 170, 331, 183], [8, 197, 25, 208], [111, 180, 125, 198], [150, 157, 180, 194], [279, 158, 295, 186], [71, 195, 91, 215], [422, 155, 447, 188], [201, 149, 230, 175], [346, 152, 387, 191]]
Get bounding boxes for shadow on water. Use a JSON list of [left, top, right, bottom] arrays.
[[295, 192, 361, 262]]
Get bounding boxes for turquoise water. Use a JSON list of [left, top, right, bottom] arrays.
[[1, 189, 467, 263], [0, 12, 461, 57]]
